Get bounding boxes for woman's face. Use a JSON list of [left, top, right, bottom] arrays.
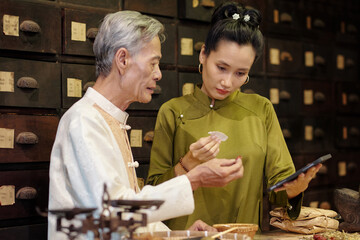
[[199, 40, 256, 100]]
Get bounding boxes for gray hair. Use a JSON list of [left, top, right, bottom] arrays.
[[93, 11, 165, 77]]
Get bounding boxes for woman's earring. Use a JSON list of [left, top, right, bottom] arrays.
[[243, 76, 249, 85], [198, 63, 203, 74]]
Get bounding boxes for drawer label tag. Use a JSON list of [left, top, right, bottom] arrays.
[[304, 89, 314, 105], [0, 185, 15, 206], [67, 78, 82, 98], [304, 125, 313, 141], [182, 83, 194, 96], [0, 71, 14, 92], [130, 129, 142, 148], [0, 128, 14, 149], [337, 54, 345, 70], [305, 51, 314, 67], [270, 88, 279, 104], [181, 38, 194, 56], [71, 21, 86, 42], [269, 48, 280, 65], [3, 15, 19, 37]]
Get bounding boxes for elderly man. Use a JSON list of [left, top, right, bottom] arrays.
[[48, 10, 244, 239]]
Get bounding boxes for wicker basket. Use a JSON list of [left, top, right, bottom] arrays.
[[213, 223, 258, 239]]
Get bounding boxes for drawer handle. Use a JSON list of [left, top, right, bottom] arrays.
[[318, 165, 328, 174], [243, 88, 255, 94], [280, 12, 292, 23], [144, 130, 154, 142], [347, 162, 357, 172], [282, 128, 292, 139], [86, 28, 99, 40], [194, 41, 204, 52], [16, 132, 39, 144], [16, 187, 37, 200], [314, 91, 326, 102], [17, 77, 39, 89], [348, 94, 359, 104], [347, 24, 358, 34], [200, 0, 215, 8], [315, 55, 326, 66], [280, 51, 293, 62], [349, 127, 359, 137], [314, 128, 324, 138], [345, 58, 355, 68], [20, 20, 41, 33], [279, 90, 291, 101], [153, 85, 162, 94], [83, 81, 95, 92], [313, 19, 325, 28]]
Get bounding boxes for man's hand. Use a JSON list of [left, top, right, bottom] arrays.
[[186, 156, 244, 190], [187, 220, 218, 232], [274, 164, 322, 199]]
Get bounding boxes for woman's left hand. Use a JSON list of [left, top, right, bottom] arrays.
[[274, 164, 323, 199], [187, 220, 218, 232]]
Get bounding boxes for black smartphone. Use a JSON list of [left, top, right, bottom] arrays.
[[267, 154, 332, 192]]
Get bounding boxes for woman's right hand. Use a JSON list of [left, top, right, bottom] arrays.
[[189, 135, 222, 162]]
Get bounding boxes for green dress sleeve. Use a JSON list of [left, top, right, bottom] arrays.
[[263, 99, 303, 219]]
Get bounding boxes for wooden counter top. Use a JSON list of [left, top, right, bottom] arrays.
[[254, 230, 311, 240]]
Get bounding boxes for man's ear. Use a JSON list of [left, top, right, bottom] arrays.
[[114, 48, 129, 75]]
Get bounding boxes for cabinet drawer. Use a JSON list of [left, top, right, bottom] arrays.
[[336, 81, 360, 114], [0, 58, 61, 108], [128, 70, 178, 110], [240, 76, 268, 99], [268, 78, 302, 116], [178, 72, 202, 97], [157, 18, 176, 65], [0, 114, 59, 163], [178, 25, 209, 66], [303, 189, 334, 210], [59, 0, 118, 9], [302, 0, 333, 40], [302, 117, 333, 153], [335, 117, 360, 149], [63, 8, 111, 56], [179, 0, 220, 22], [279, 118, 302, 154], [267, 38, 302, 75], [301, 81, 332, 114], [265, 0, 301, 36], [127, 116, 156, 163], [302, 43, 331, 78], [62, 63, 96, 109], [333, 152, 360, 189], [333, 47, 358, 81], [0, 169, 49, 220], [124, 0, 177, 17], [0, 0, 60, 53]]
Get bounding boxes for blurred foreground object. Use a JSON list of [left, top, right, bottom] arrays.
[[270, 207, 339, 234], [334, 187, 360, 232]]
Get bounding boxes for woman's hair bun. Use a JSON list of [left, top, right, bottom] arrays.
[[211, 1, 262, 29]]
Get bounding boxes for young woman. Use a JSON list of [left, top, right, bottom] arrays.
[[146, 1, 321, 231]]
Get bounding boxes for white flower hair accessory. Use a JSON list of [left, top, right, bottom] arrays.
[[232, 13, 240, 20], [243, 14, 250, 22]]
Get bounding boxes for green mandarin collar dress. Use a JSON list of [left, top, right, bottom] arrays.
[[147, 85, 302, 231]]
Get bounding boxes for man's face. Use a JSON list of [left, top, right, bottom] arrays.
[[123, 36, 162, 104]]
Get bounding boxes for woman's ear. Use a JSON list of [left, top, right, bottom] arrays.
[[114, 48, 129, 75], [199, 44, 206, 64]]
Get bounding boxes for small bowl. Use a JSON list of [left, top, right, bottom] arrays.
[[213, 223, 258, 239]]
